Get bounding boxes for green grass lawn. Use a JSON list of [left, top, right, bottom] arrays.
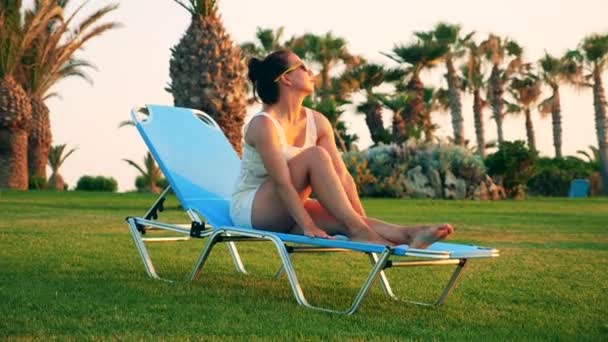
[[1, 191, 607, 340]]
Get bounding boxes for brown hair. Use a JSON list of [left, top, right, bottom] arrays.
[[247, 50, 292, 104]]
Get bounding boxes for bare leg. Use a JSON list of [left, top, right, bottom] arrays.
[[251, 146, 391, 244], [297, 200, 454, 248]]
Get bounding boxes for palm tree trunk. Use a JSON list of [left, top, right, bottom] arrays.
[[333, 126, 348, 152], [550, 87, 563, 158], [320, 66, 331, 102], [524, 108, 537, 153], [423, 124, 434, 142], [402, 75, 424, 140], [392, 110, 407, 145], [446, 58, 464, 146], [28, 97, 52, 180], [473, 89, 486, 158], [592, 68, 608, 194], [48, 172, 65, 191], [365, 102, 386, 145], [489, 65, 505, 144], [0, 129, 28, 189]]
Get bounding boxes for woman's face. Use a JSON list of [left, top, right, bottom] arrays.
[[281, 53, 315, 94]]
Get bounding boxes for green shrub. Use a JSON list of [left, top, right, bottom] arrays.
[[409, 141, 486, 183], [135, 176, 169, 192], [485, 141, 537, 197], [28, 175, 48, 190], [75, 175, 118, 192], [365, 145, 409, 197], [343, 141, 488, 198], [528, 157, 595, 196]]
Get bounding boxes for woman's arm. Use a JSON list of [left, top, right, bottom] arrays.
[[313, 111, 366, 217], [246, 116, 332, 238]]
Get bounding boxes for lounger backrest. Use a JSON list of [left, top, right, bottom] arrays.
[[132, 104, 240, 227]]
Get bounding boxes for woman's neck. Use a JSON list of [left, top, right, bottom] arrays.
[[263, 94, 306, 124]]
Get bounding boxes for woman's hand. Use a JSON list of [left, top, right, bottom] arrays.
[[302, 224, 335, 239]]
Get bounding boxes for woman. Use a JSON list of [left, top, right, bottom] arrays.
[[230, 50, 453, 247]]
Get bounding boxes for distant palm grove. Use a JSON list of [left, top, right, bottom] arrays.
[[1, 0, 606, 195]]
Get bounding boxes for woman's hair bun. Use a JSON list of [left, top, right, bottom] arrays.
[[248, 58, 262, 83]]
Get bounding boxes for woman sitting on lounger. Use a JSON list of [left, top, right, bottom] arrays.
[[230, 50, 454, 247]]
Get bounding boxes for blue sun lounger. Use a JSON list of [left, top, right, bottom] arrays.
[[125, 104, 499, 315]]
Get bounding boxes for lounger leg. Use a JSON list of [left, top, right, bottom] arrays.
[[434, 259, 467, 306], [368, 253, 397, 300], [275, 244, 392, 315], [127, 217, 161, 280], [225, 238, 248, 275], [188, 230, 225, 281], [383, 258, 469, 307]]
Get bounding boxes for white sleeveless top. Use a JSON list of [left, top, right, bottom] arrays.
[[233, 108, 318, 195]]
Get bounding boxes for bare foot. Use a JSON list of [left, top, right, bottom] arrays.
[[349, 228, 394, 245], [408, 223, 454, 249]]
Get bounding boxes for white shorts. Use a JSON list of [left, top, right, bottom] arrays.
[[229, 185, 262, 228]]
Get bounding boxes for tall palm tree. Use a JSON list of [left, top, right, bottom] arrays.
[[0, 0, 62, 189], [480, 34, 524, 145], [376, 93, 411, 145], [21, 0, 120, 182], [47, 143, 76, 191], [579, 33, 608, 194], [429, 22, 474, 146], [460, 41, 489, 157], [341, 63, 394, 145], [420, 87, 449, 142], [123, 152, 161, 194], [383, 38, 448, 142], [240, 26, 285, 58], [507, 71, 543, 153], [538, 51, 585, 158], [168, 0, 248, 155]]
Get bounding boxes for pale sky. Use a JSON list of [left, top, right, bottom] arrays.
[[44, 0, 608, 191]]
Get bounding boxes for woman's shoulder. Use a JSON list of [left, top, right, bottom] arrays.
[[306, 107, 331, 132], [245, 112, 282, 145]]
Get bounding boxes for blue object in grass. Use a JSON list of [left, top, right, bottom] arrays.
[[568, 179, 589, 198]]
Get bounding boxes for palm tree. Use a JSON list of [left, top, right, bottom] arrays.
[[420, 87, 449, 142], [376, 93, 411, 145], [383, 38, 448, 142], [240, 26, 285, 58], [0, 0, 62, 189], [430, 22, 474, 146], [123, 152, 161, 194], [507, 71, 543, 153], [576, 145, 600, 168], [579, 33, 608, 194], [460, 41, 489, 157], [47, 143, 76, 191], [341, 63, 393, 145], [480, 34, 524, 145], [168, 0, 248, 155], [537, 51, 585, 158], [287, 32, 362, 102], [21, 0, 120, 182]]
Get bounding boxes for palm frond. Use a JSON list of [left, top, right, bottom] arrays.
[[48, 144, 77, 171], [118, 120, 135, 128], [122, 158, 147, 177]]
